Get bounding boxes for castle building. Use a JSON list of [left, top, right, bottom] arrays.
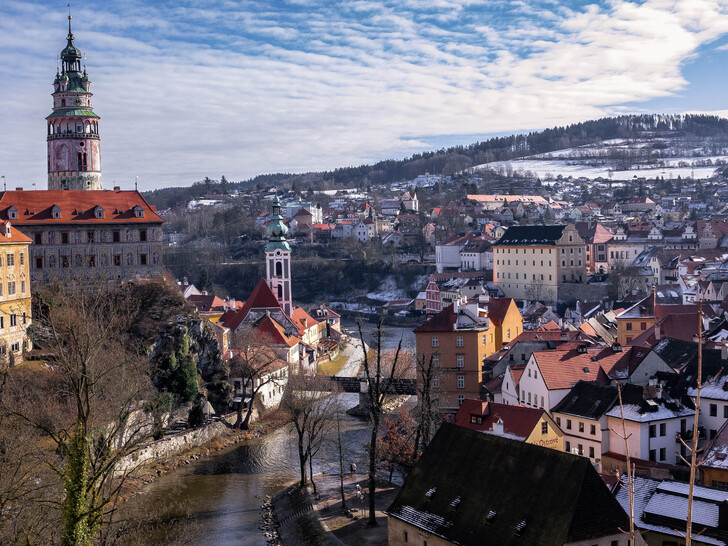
[[0, 190, 164, 286], [265, 195, 293, 316], [47, 15, 102, 191]]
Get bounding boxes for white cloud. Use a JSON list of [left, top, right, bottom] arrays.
[[2, 0, 728, 190]]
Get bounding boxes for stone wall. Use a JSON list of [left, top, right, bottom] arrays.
[[557, 282, 609, 305], [116, 411, 250, 475]]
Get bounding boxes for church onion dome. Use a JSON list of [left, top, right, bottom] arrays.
[[265, 194, 290, 252], [61, 41, 82, 61]]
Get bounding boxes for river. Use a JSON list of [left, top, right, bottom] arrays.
[[128, 325, 416, 545]]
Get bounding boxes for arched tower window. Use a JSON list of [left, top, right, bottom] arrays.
[[275, 261, 282, 276], [278, 285, 283, 299]]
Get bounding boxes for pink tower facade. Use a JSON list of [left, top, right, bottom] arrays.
[[47, 16, 102, 191]]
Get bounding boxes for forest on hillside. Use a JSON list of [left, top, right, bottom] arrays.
[[143, 114, 728, 209]]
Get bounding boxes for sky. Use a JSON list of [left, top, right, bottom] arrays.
[[3, 0, 728, 191]]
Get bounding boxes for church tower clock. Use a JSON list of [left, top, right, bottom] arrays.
[[47, 15, 102, 191], [265, 195, 292, 316]]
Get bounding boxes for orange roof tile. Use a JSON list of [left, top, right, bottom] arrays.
[[291, 307, 319, 333], [0, 190, 164, 224], [533, 348, 615, 390], [220, 278, 282, 331], [256, 315, 300, 347]]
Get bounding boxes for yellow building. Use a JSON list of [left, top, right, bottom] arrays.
[[615, 292, 655, 345], [0, 222, 32, 363], [493, 223, 586, 302]]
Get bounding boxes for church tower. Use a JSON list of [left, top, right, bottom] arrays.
[[47, 15, 102, 191], [265, 195, 292, 316]]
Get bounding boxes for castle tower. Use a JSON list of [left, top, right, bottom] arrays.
[[265, 195, 292, 316], [47, 15, 102, 191]]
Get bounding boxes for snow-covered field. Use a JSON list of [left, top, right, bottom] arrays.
[[469, 138, 728, 180]]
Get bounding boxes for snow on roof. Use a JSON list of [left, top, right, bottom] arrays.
[[644, 493, 718, 528], [605, 402, 693, 422]]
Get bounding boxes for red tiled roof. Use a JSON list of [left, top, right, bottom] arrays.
[[291, 307, 319, 333], [539, 320, 561, 331], [220, 278, 282, 331], [0, 190, 164, 224], [454, 399, 546, 440], [533, 348, 616, 390], [510, 364, 526, 387], [256, 315, 300, 348], [0, 224, 32, 244], [487, 298, 516, 326], [414, 304, 457, 333], [187, 294, 225, 313]]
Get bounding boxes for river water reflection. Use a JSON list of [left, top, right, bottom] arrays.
[[132, 325, 415, 545]]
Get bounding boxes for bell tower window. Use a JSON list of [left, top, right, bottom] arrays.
[[276, 261, 282, 276], [61, 99, 66, 107]]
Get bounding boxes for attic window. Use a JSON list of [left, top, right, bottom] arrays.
[[583, 367, 590, 373], [450, 496, 462, 510], [485, 510, 497, 525], [51, 205, 61, 219], [7, 207, 17, 221], [133, 205, 144, 218], [514, 519, 527, 536], [425, 488, 436, 500], [95, 206, 104, 219]]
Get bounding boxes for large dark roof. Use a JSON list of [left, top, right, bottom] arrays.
[[387, 423, 629, 545], [551, 381, 619, 419], [494, 224, 566, 246]]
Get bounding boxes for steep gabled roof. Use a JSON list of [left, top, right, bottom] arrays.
[[387, 423, 629, 545], [254, 315, 300, 348], [487, 298, 516, 326], [220, 278, 282, 331], [291, 307, 319, 333]]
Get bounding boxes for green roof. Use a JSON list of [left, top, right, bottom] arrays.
[[387, 423, 629, 545], [46, 109, 99, 119]]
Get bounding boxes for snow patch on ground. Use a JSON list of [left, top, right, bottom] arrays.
[[366, 276, 409, 302]]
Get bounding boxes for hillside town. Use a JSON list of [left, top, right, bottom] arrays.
[[8, 9, 728, 546]]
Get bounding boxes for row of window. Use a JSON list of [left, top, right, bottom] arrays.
[[430, 332, 496, 349], [625, 322, 648, 331], [0, 281, 26, 297], [35, 252, 159, 269], [32, 229, 151, 245], [556, 416, 597, 436], [0, 252, 23, 268], [497, 272, 552, 281], [0, 313, 27, 328], [496, 248, 554, 254], [564, 441, 595, 459], [521, 391, 545, 408], [497, 259, 552, 267]]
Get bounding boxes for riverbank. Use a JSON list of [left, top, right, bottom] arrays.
[[272, 473, 399, 545], [119, 408, 290, 502]]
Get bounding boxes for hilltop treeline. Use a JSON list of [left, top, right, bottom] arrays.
[[144, 114, 728, 209]]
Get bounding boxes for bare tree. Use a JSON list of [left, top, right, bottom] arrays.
[[412, 353, 440, 459], [3, 284, 154, 546], [228, 326, 286, 430], [281, 375, 337, 491], [612, 382, 640, 546], [356, 318, 407, 527], [524, 276, 554, 302]]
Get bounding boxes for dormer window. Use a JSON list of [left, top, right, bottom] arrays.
[[94, 206, 104, 219], [133, 205, 144, 218], [7, 207, 17, 221], [51, 205, 61, 219]]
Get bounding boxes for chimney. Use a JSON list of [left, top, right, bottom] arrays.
[[655, 321, 661, 341], [183, 276, 188, 285], [493, 417, 504, 435], [722, 343, 728, 361]]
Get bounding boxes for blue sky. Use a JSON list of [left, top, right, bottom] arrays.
[[2, 0, 728, 190]]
